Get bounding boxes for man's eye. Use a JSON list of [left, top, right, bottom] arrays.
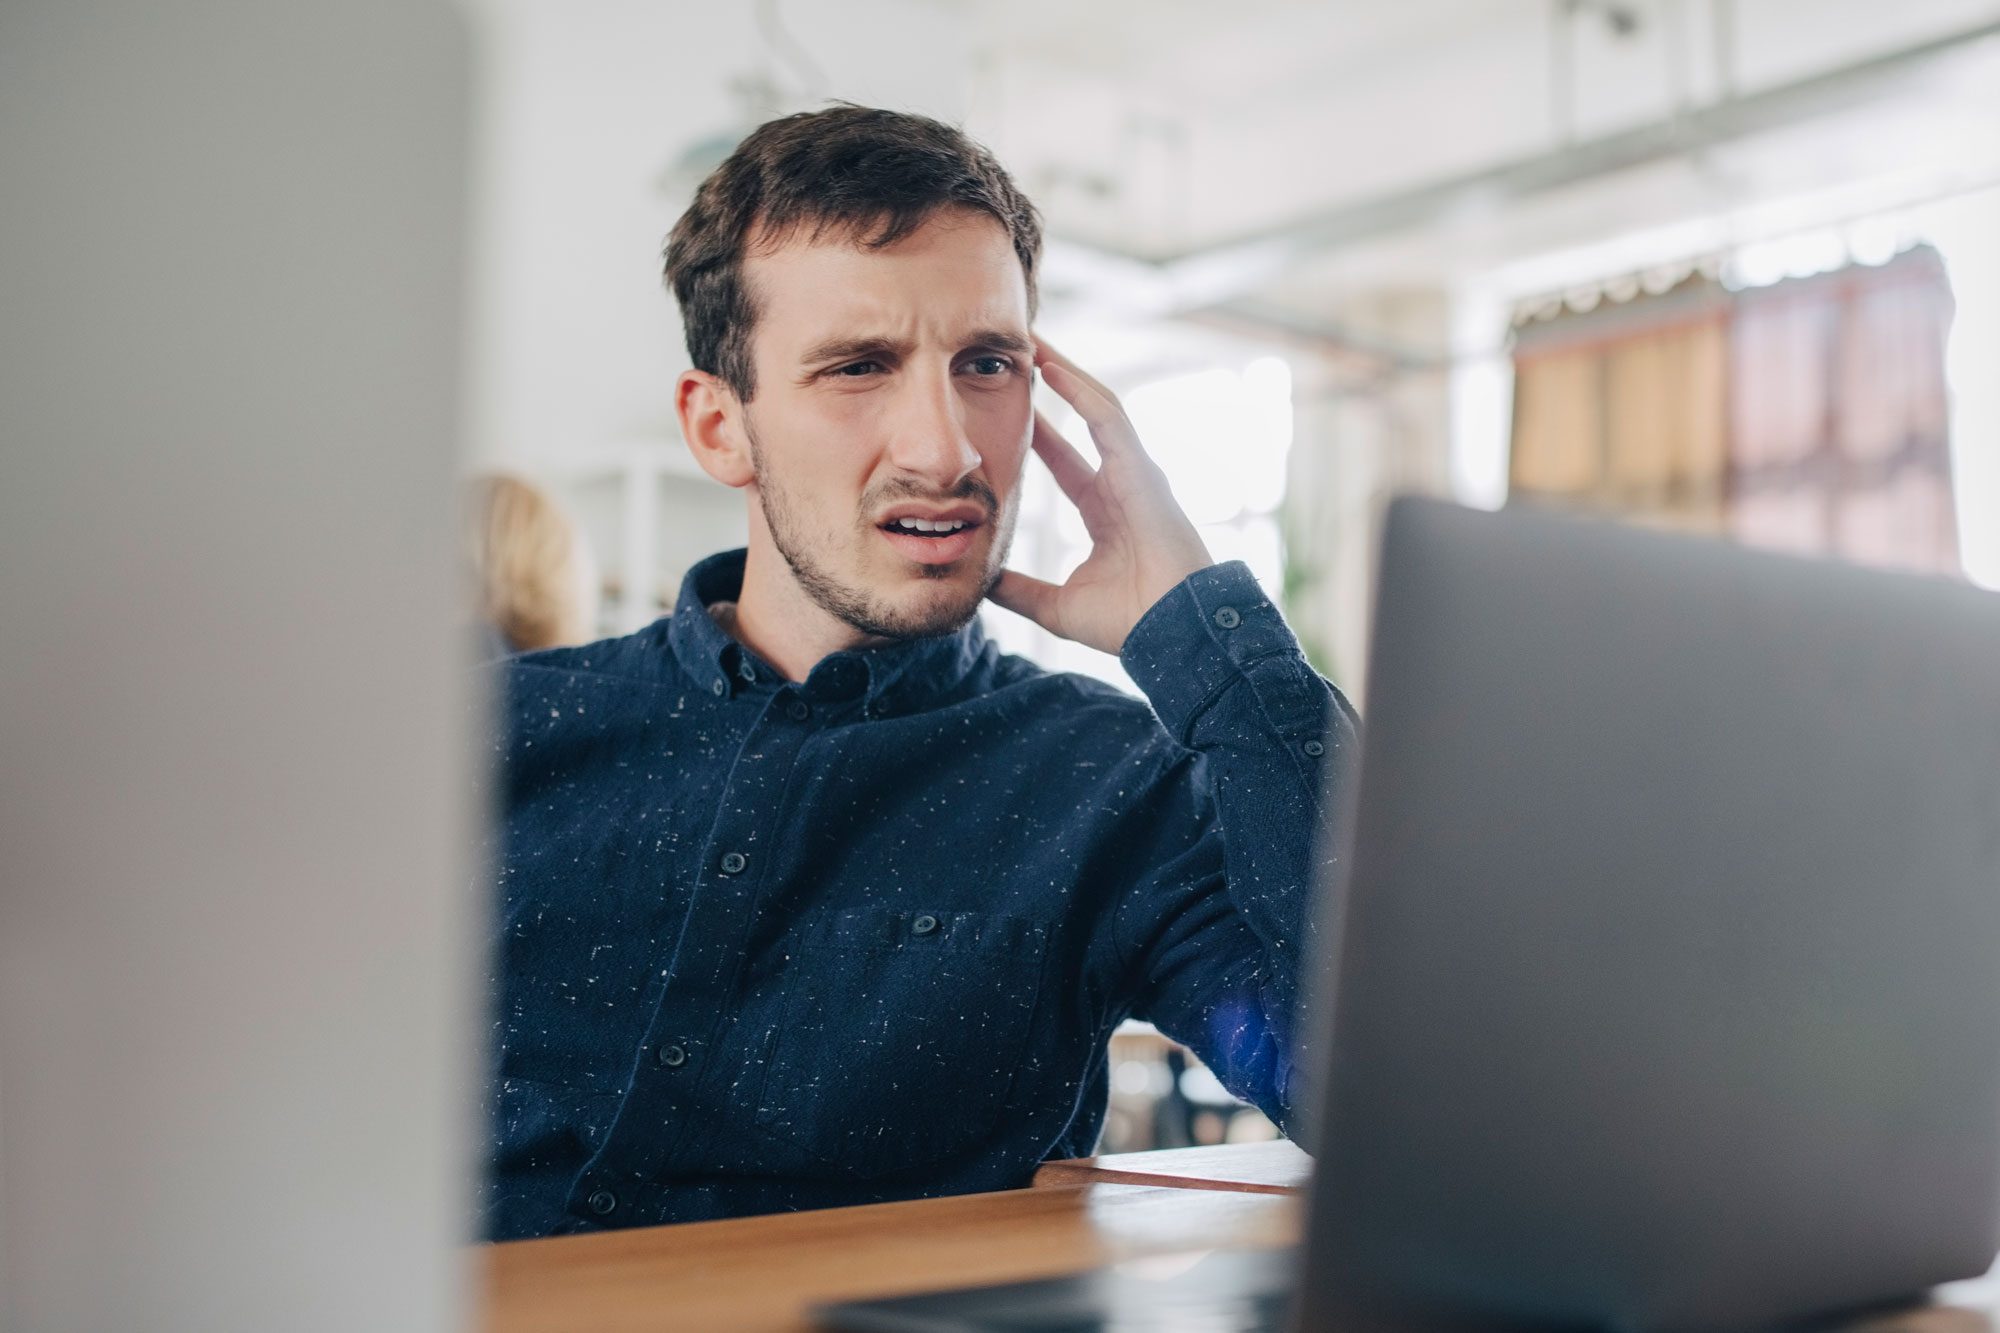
[[965, 356, 1012, 377], [833, 361, 882, 377]]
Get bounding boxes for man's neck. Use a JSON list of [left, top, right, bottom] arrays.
[[728, 542, 887, 683]]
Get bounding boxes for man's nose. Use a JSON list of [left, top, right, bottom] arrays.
[[884, 365, 981, 489]]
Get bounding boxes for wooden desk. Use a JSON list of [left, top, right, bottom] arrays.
[[1031, 1138, 1312, 1195], [481, 1142, 2000, 1333], [482, 1182, 1296, 1333]]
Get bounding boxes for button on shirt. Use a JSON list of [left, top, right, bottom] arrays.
[[484, 549, 1357, 1241]]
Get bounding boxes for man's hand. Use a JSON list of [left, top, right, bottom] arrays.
[[988, 340, 1215, 656]]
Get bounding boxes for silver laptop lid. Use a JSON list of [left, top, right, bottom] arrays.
[[1300, 497, 2000, 1330]]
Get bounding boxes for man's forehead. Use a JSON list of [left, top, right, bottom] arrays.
[[744, 212, 1029, 352]]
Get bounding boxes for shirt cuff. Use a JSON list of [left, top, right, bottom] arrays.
[[1119, 561, 1304, 741]]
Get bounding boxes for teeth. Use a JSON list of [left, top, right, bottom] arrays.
[[891, 517, 967, 534]]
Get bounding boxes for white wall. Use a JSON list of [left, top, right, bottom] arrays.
[[0, 4, 474, 1329]]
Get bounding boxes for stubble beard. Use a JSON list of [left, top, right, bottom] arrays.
[[747, 423, 1014, 641]]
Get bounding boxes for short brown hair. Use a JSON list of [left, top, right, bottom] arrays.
[[663, 104, 1042, 401]]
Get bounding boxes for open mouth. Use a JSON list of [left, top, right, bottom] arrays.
[[876, 514, 983, 566], [883, 516, 974, 536]]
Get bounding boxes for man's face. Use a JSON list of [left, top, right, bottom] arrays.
[[736, 209, 1035, 640]]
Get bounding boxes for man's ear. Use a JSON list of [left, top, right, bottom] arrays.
[[676, 369, 755, 489]]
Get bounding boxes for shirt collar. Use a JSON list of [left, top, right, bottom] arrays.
[[665, 549, 991, 714]]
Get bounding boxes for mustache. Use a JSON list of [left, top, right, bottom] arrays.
[[861, 476, 999, 519]]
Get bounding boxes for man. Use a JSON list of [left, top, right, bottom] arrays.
[[485, 105, 1357, 1242]]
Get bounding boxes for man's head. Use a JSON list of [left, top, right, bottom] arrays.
[[665, 105, 1042, 643]]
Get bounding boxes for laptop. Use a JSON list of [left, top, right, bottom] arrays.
[[819, 496, 2000, 1331]]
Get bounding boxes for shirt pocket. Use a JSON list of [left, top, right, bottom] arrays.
[[751, 907, 1049, 1179]]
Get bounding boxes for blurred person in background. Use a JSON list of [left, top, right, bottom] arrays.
[[464, 472, 600, 656], [482, 105, 1356, 1241]]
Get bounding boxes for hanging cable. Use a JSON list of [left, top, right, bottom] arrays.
[[1711, 0, 1739, 101]]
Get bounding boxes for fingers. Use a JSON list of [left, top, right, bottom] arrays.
[[1031, 410, 1097, 502], [1034, 338, 1145, 462], [1033, 337, 1116, 403], [985, 568, 1062, 632]]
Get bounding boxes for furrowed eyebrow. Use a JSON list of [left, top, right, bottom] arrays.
[[799, 336, 911, 367], [795, 329, 1033, 372], [961, 330, 1033, 358]]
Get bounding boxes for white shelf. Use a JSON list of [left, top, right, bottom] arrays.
[[539, 435, 712, 485], [533, 435, 722, 633]]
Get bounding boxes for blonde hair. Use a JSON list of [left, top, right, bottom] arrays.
[[465, 473, 597, 652]]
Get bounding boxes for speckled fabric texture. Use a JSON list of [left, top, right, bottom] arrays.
[[483, 549, 1357, 1240]]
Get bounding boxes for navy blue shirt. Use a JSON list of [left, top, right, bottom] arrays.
[[484, 549, 1356, 1241]]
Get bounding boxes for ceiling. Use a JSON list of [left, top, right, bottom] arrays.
[[943, 0, 1522, 97], [889, 0, 2000, 346]]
